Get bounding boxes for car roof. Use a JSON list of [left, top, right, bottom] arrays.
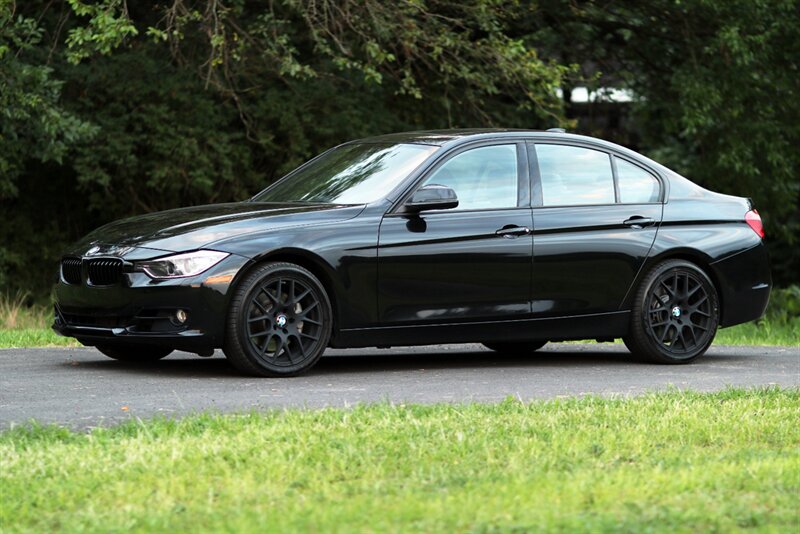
[[352, 128, 635, 153], [390, 128, 677, 167], [354, 128, 542, 146]]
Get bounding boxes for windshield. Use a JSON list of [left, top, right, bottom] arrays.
[[253, 143, 439, 204]]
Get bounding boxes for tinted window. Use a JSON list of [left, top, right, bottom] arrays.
[[421, 144, 518, 210], [616, 157, 660, 203], [537, 145, 615, 206], [254, 143, 438, 204]]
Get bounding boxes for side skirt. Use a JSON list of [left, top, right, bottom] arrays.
[[332, 311, 630, 348]]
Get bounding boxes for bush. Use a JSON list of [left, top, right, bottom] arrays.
[[765, 285, 800, 324]]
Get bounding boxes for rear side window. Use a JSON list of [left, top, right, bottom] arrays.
[[421, 144, 518, 210], [615, 157, 661, 203], [536, 144, 615, 206]]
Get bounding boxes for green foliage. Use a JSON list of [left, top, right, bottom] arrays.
[[0, 3, 96, 200], [0, 3, 98, 291], [2, 389, 798, 531], [154, 0, 572, 123], [65, 0, 138, 64], [766, 285, 800, 322], [66, 47, 260, 217]]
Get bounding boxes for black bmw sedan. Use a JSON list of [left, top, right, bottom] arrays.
[[53, 129, 771, 376]]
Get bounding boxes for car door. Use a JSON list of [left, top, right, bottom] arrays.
[[529, 141, 664, 316], [377, 141, 533, 325]]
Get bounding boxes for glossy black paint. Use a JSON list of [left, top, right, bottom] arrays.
[[71, 202, 365, 253], [53, 129, 771, 354], [377, 208, 534, 324], [531, 203, 662, 316]]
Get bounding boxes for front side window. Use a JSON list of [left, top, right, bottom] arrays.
[[420, 144, 518, 210], [254, 143, 439, 204], [537, 144, 615, 206], [616, 157, 661, 203]]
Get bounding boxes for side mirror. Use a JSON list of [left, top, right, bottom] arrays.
[[404, 184, 459, 212]]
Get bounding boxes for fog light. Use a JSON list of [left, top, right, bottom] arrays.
[[175, 309, 188, 324]]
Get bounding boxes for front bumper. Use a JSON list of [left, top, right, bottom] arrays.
[[52, 253, 251, 352]]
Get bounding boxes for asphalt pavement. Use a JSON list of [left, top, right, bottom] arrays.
[[1, 343, 797, 429]]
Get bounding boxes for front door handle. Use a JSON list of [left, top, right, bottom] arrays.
[[623, 216, 655, 229], [495, 225, 531, 238]]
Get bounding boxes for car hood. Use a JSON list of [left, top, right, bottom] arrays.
[[69, 202, 364, 256]]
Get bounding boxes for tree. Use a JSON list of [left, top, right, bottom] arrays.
[[0, 2, 97, 290], [0, 3, 95, 199]]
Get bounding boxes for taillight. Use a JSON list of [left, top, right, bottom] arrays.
[[745, 209, 765, 239]]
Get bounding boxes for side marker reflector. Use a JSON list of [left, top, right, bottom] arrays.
[[204, 274, 234, 285]]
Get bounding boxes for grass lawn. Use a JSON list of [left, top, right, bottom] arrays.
[[1, 388, 798, 533], [0, 328, 78, 348], [715, 318, 799, 346]]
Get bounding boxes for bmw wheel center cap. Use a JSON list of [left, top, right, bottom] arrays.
[[671, 306, 682, 318], [276, 314, 288, 328]]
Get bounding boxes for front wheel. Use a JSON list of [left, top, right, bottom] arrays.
[[483, 340, 547, 354], [96, 344, 173, 362], [223, 262, 332, 377], [623, 259, 719, 364]]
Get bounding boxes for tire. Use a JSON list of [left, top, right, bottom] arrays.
[[223, 262, 332, 377], [483, 340, 547, 354], [96, 344, 173, 362], [623, 259, 719, 364]]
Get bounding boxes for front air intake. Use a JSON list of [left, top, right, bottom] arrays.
[[87, 258, 123, 286]]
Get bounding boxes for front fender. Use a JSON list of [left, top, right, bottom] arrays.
[[210, 213, 383, 330]]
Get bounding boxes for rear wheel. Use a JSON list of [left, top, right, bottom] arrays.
[[96, 344, 173, 362], [483, 340, 547, 354], [624, 259, 719, 363], [223, 262, 332, 377]]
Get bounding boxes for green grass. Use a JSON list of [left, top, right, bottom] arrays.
[[0, 292, 74, 348], [0, 328, 78, 348], [0, 292, 51, 330], [1, 389, 798, 533], [715, 317, 800, 346]]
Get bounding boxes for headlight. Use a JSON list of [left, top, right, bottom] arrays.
[[136, 250, 230, 279]]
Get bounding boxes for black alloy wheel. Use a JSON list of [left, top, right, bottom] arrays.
[[224, 262, 332, 377], [483, 340, 547, 354], [624, 259, 719, 363], [96, 344, 173, 362]]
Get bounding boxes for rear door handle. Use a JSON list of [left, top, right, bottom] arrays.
[[495, 225, 531, 238], [623, 216, 655, 229]]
